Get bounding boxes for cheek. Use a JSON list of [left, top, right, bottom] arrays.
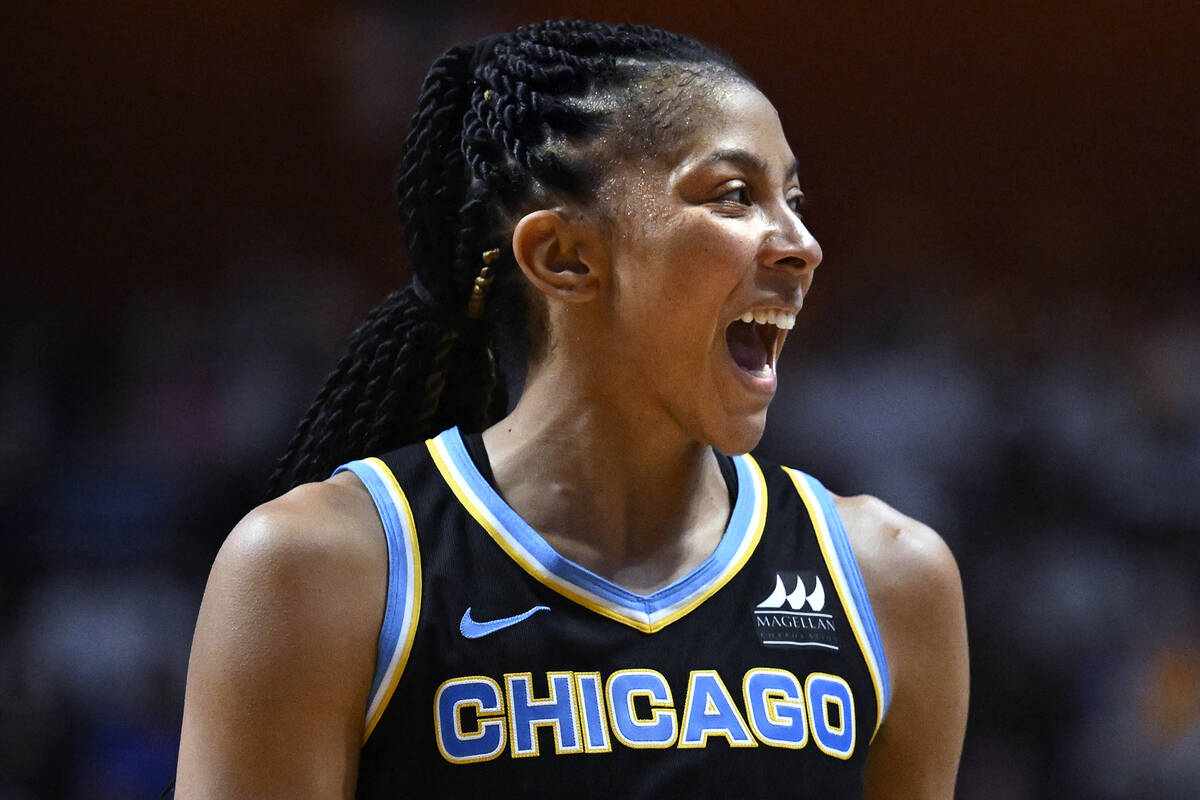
[[612, 211, 748, 333], [668, 231, 749, 314], [641, 250, 730, 329]]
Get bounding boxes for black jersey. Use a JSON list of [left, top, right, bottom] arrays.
[[337, 427, 890, 799]]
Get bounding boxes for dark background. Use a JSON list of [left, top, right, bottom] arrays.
[[3, 1, 1197, 797]]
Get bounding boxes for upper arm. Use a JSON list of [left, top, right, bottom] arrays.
[[840, 496, 969, 800], [175, 477, 386, 799]]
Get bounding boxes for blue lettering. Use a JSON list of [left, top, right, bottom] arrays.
[[505, 672, 581, 756], [744, 668, 808, 748], [574, 672, 612, 752], [434, 677, 506, 763], [806, 673, 855, 759], [679, 670, 756, 747], [606, 669, 677, 748]]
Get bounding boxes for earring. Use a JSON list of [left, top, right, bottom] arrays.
[[465, 249, 500, 319]]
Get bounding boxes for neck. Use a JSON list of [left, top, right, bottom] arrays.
[[482, 357, 730, 594]]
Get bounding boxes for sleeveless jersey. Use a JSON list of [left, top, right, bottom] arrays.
[[336, 427, 890, 799]]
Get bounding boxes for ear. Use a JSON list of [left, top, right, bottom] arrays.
[[510, 209, 604, 303]]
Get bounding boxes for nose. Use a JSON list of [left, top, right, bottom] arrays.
[[764, 206, 822, 277]]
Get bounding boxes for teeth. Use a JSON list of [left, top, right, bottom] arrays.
[[741, 309, 797, 331], [749, 363, 774, 378]]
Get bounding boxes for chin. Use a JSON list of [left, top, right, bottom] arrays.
[[707, 412, 768, 456]]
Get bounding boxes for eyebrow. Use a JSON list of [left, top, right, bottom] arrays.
[[706, 148, 800, 181]]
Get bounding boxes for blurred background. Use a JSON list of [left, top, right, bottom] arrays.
[[3, 0, 1197, 797]]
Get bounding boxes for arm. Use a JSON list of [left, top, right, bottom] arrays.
[[175, 474, 386, 799], [837, 495, 969, 799]]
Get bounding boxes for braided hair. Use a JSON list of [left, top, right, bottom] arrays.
[[268, 20, 745, 495]]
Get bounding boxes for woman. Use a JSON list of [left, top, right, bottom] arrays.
[[176, 20, 968, 798]]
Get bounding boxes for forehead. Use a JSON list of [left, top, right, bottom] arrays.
[[668, 83, 796, 178], [580, 79, 796, 216]]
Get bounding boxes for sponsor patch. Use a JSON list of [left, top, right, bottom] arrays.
[[754, 571, 839, 650]]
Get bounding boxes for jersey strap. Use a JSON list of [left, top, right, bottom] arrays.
[[333, 457, 423, 743], [426, 427, 768, 634], [782, 467, 892, 738]]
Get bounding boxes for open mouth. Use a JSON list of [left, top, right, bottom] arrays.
[[725, 309, 796, 379]]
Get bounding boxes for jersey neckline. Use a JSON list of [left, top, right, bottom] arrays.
[[426, 426, 768, 633]]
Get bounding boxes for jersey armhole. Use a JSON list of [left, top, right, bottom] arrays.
[[781, 467, 892, 739], [334, 457, 423, 744]]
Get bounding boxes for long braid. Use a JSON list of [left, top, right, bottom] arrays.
[[269, 21, 741, 496]]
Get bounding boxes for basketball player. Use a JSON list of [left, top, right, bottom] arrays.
[[175, 20, 968, 798]]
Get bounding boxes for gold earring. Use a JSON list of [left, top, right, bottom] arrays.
[[465, 249, 500, 319]]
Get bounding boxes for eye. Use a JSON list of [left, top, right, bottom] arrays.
[[787, 191, 807, 217], [716, 184, 750, 205]]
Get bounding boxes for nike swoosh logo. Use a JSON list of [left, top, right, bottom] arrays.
[[459, 605, 550, 639]]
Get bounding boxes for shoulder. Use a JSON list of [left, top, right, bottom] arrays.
[[833, 493, 962, 613], [221, 472, 383, 573], [832, 493, 969, 798], [769, 463, 961, 611], [176, 473, 387, 796], [831, 492, 965, 689], [210, 471, 389, 660], [208, 473, 386, 613], [197, 469, 388, 679]]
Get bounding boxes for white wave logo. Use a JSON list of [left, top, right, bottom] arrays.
[[757, 573, 826, 612]]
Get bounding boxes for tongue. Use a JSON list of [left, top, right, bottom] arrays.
[[726, 320, 769, 372]]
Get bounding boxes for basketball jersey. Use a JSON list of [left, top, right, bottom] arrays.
[[336, 427, 890, 799]]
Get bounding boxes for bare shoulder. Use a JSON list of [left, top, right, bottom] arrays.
[[201, 473, 387, 637], [216, 472, 384, 583], [196, 469, 387, 684], [831, 492, 965, 676], [833, 493, 961, 609], [832, 493, 968, 800], [176, 472, 386, 798]]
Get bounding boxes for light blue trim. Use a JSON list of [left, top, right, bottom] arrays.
[[436, 427, 758, 617], [334, 460, 408, 708], [805, 474, 892, 715]]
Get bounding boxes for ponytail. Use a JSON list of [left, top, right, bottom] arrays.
[[269, 287, 500, 494]]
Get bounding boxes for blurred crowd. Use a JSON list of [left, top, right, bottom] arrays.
[[4, 2, 1196, 798]]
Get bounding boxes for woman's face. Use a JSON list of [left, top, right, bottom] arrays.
[[595, 80, 822, 454]]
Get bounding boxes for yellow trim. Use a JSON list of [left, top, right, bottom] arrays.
[[783, 467, 886, 741], [361, 457, 423, 744], [427, 436, 768, 633]]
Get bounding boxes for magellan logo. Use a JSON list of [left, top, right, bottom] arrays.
[[757, 573, 826, 612], [753, 571, 839, 650]]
